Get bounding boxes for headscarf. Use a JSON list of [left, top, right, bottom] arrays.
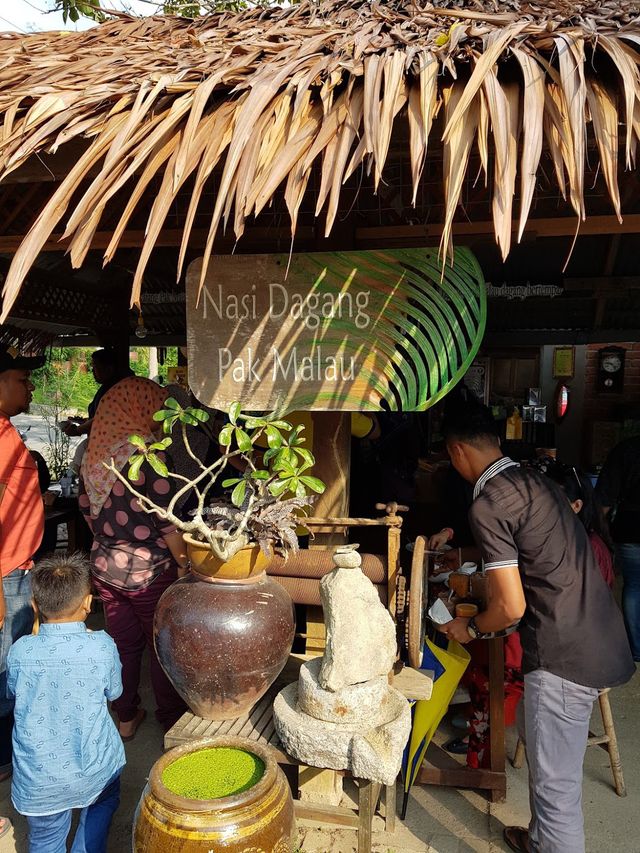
[[81, 376, 166, 518]]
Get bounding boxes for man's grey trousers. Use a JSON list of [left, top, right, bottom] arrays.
[[517, 669, 599, 853]]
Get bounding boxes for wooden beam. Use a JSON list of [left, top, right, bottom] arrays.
[[1, 214, 638, 255], [0, 227, 315, 253], [563, 277, 640, 291], [355, 214, 640, 242]]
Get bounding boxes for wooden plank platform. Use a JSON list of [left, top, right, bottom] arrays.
[[164, 682, 400, 852], [164, 687, 291, 763]]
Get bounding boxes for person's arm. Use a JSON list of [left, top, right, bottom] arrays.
[[164, 531, 190, 577], [427, 528, 455, 551], [63, 417, 93, 437], [106, 641, 124, 701], [444, 564, 526, 643], [0, 456, 11, 629], [441, 498, 525, 644]]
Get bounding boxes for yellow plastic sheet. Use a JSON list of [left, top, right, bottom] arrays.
[[402, 638, 471, 794]]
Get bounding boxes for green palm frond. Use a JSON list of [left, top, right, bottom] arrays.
[[292, 247, 486, 411]]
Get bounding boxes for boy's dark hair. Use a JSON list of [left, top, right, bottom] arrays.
[[442, 401, 500, 448], [31, 553, 91, 619]]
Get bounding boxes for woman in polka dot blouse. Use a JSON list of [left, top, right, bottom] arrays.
[[80, 376, 188, 738]]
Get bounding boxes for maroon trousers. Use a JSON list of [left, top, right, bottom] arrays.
[[93, 570, 186, 730]]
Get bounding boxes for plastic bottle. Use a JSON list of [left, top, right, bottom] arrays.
[[60, 469, 73, 498], [506, 407, 523, 441]]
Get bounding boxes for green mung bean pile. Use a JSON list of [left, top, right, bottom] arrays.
[[162, 747, 265, 800]]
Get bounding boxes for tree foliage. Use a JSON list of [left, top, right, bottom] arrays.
[[58, 0, 278, 22]]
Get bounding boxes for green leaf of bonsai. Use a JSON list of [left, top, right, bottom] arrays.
[[300, 475, 326, 494], [186, 407, 209, 422], [294, 447, 315, 468], [231, 480, 247, 506], [242, 416, 267, 429], [164, 397, 181, 411], [127, 455, 145, 481], [153, 409, 176, 421], [229, 402, 242, 425], [129, 434, 147, 449], [222, 478, 242, 487], [250, 470, 270, 480], [263, 448, 278, 464], [179, 412, 199, 426], [219, 425, 233, 446], [268, 420, 293, 431], [235, 427, 252, 451], [162, 415, 179, 435], [147, 453, 169, 478], [266, 425, 282, 448], [268, 479, 290, 498]]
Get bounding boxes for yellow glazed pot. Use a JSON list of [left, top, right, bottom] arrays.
[[184, 536, 271, 580], [133, 736, 296, 853]]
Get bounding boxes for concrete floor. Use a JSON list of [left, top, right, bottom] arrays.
[[0, 644, 637, 853]]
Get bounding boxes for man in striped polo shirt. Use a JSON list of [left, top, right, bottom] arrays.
[[439, 405, 634, 853]]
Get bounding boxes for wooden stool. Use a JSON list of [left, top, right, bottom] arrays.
[[512, 688, 625, 797], [164, 688, 397, 853]]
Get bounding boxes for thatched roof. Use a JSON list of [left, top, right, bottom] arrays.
[[1, 0, 640, 322]]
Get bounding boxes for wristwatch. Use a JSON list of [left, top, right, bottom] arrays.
[[467, 618, 490, 640], [467, 618, 520, 641]]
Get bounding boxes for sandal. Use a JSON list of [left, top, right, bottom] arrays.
[[503, 826, 530, 853], [444, 736, 469, 755], [119, 709, 147, 742], [0, 817, 12, 839]]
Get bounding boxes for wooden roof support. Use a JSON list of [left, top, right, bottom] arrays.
[[0, 215, 637, 256]]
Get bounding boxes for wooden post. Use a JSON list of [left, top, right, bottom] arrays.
[[309, 412, 351, 546], [304, 411, 351, 655], [488, 637, 507, 803], [95, 285, 131, 376]]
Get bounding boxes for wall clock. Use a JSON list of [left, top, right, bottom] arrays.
[[597, 346, 625, 394]]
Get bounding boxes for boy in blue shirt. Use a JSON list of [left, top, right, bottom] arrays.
[[7, 554, 125, 852]]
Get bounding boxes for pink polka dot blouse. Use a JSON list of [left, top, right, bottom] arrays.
[[80, 462, 178, 591]]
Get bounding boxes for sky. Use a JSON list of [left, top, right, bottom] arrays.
[[1, 1, 153, 33]]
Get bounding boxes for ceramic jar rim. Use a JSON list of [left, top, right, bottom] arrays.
[[189, 566, 267, 585], [183, 535, 260, 553], [150, 736, 278, 814]]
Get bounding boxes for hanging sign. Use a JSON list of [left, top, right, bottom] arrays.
[[186, 249, 486, 412]]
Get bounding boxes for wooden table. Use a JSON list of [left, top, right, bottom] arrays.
[[165, 687, 398, 853], [45, 501, 81, 552]]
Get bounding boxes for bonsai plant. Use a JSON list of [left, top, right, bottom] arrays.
[[104, 396, 325, 564], [104, 397, 326, 720]]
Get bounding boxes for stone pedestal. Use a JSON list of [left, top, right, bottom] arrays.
[[273, 545, 411, 788]]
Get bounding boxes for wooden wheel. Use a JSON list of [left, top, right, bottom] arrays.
[[407, 535, 427, 668]]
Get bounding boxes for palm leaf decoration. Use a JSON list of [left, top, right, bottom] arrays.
[[189, 247, 486, 412]]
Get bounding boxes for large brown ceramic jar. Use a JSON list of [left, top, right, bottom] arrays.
[[154, 543, 295, 720], [133, 736, 296, 853]]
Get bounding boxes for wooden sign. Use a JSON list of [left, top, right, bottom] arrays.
[[186, 249, 486, 412]]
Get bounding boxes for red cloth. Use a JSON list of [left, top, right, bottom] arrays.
[[0, 417, 43, 575], [589, 532, 615, 589], [463, 633, 524, 770]]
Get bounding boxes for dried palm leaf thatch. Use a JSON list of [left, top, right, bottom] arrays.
[[1, 0, 640, 320]]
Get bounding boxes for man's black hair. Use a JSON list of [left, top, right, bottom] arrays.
[[91, 348, 117, 368], [442, 401, 500, 448], [31, 553, 91, 619]]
